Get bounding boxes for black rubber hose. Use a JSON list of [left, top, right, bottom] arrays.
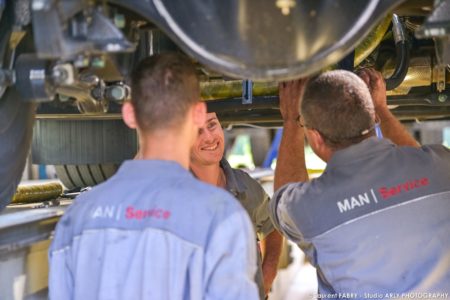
[[385, 14, 410, 90], [385, 41, 410, 90]]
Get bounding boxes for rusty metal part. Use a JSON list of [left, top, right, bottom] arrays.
[[11, 182, 63, 204], [354, 15, 392, 66]]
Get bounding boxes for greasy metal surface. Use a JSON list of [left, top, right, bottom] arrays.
[[12, 183, 63, 204], [150, 0, 404, 80]]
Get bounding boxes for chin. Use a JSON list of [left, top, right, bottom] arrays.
[[207, 153, 222, 164]]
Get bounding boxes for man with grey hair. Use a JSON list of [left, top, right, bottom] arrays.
[[270, 69, 450, 296]]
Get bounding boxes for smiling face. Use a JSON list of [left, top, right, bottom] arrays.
[[190, 112, 225, 166]]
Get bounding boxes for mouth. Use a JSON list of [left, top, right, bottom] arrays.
[[201, 142, 219, 151]]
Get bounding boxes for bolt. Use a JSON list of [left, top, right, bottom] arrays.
[[438, 94, 448, 103]]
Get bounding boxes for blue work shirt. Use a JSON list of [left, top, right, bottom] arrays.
[[270, 137, 450, 297], [49, 160, 258, 300]]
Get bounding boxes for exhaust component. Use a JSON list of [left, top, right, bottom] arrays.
[[384, 14, 411, 90], [384, 56, 432, 95]]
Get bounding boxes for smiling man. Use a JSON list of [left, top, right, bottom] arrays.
[[190, 112, 283, 299]]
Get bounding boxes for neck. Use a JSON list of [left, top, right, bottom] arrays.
[[190, 162, 225, 187], [321, 150, 334, 163], [138, 128, 192, 169]]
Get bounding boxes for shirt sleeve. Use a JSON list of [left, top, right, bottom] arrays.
[[239, 172, 275, 240], [253, 188, 275, 240], [269, 182, 306, 245], [204, 202, 259, 300]]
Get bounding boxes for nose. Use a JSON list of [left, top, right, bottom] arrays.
[[202, 129, 215, 143]]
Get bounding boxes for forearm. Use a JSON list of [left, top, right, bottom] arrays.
[[260, 230, 283, 294], [377, 107, 419, 147], [274, 121, 308, 191]]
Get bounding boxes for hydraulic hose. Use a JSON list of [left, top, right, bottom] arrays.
[[385, 14, 410, 90]]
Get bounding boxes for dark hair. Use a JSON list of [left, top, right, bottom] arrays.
[[302, 70, 376, 149], [130, 53, 200, 131]]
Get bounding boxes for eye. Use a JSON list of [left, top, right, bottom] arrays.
[[207, 121, 217, 130]]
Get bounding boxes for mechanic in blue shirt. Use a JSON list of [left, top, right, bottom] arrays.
[[190, 112, 283, 298], [271, 69, 450, 297], [49, 53, 259, 300]]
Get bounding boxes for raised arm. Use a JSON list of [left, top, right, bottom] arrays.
[[274, 79, 309, 191], [357, 68, 419, 147]]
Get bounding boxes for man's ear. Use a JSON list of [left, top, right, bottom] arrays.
[[192, 101, 207, 127], [122, 102, 138, 129], [309, 129, 326, 152], [309, 129, 333, 162]]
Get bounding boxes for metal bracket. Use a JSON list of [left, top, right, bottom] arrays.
[[435, 65, 446, 92], [242, 79, 253, 104]]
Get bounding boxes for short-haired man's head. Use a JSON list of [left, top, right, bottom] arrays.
[[130, 53, 200, 132], [302, 70, 376, 150]]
